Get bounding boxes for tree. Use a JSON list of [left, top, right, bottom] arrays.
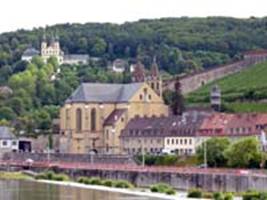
[[170, 78, 185, 115], [0, 107, 16, 121], [197, 137, 230, 167], [90, 37, 107, 56], [224, 137, 262, 168]]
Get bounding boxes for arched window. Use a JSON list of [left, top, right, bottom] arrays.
[[76, 108, 82, 131], [91, 108, 96, 131]]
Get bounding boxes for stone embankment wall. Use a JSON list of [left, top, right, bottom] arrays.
[[57, 168, 267, 192], [164, 53, 267, 94], [2, 152, 135, 165], [3, 153, 267, 192]]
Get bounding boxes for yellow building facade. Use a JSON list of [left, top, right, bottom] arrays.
[[59, 82, 168, 154]]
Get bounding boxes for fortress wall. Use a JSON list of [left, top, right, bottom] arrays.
[[164, 54, 267, 94]]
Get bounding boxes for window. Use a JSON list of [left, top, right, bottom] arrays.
[[189, 139, 192, 145], [76, 108, 82, 131], [121, 117, 124, 122], [180, 139, 183, 145], [139, 94, 143, 100], [167, 139, 170, 145], [148, 94, 152, 100], [184, 139, 187, 145], [2, 141, 7, 146], [172, 139, 174, 144], [12, 141, 17, 146], [156, 82, 160, 90], [91, 108, 96, 131], [106, 130, 109, 140], [151, 82, 155, 89]]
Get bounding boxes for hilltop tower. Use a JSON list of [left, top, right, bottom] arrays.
[[210, 85, 221, 112]]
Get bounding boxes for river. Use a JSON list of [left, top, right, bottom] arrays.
[[0, 180, 171, 200]]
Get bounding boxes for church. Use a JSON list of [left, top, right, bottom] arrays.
[[22, 36, 89, 65], [59, 60, 169, 154]]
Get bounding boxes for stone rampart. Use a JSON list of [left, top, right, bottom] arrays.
[[164, 52, 267, 94]]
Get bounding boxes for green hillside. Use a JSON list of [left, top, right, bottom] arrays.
[[186, 61, 267, 112]]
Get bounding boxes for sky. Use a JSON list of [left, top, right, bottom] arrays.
[[1, 0, 267, 33]]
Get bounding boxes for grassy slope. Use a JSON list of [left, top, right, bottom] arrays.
[[186, 61, 267, 112]]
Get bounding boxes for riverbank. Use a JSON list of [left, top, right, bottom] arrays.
[[0, 171, 33, 180], [0, 171, 184, 199], [38, 179, 186, 200]]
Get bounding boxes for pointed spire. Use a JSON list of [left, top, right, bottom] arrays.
[[42, 30, 47, 42], [132, 58, 145, 82], [151, 56, 159, 77]]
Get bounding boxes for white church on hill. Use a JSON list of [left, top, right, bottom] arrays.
[[22, 36, 89, 65]]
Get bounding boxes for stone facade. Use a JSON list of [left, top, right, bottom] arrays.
[[60, 82, 168, 154]]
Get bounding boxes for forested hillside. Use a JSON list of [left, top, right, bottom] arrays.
[[1, 17, 267, 134], [2, 17, 267, 78]]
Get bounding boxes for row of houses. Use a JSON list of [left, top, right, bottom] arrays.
[[120, 112, 267, 156]]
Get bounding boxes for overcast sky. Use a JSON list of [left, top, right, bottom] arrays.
[[1, 0, 266, 33]]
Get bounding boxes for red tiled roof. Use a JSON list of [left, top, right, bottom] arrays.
[[198, 113, 266, 137], [243, 50, 267, 56]]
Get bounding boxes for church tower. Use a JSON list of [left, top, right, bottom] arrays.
[[147, 57, 162, 97], [210, 84, 221, 112], [131, 57, 162, 97], [131, 60, 146, 82]]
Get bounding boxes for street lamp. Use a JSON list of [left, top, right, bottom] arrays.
[[204, 139, 207, 168]]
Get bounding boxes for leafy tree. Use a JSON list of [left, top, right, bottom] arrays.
[[0, 107, 16, 121], [197, 137, 230, 167], [224, 137, 262, 168]]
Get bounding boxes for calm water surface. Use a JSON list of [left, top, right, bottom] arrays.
[[0, 180, 167, 200]]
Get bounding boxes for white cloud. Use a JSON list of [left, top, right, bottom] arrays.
[[1, 0, 266, 33]]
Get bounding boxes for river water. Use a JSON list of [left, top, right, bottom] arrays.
[[0, 180, 169, 200]]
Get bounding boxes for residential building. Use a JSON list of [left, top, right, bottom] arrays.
[[0, 127, 18, 153], [197, 113, 267, 143], [121, 112, 207, 155], [110, 59, 128, 73], [59, 80, 168, 154], [63, 54, 89, 65], [21, 48, 40, 62]]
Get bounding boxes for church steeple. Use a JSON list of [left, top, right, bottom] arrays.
[[147, 56, 162, 97], [132, 59, 145, 82], [151, 56, 159, 77]]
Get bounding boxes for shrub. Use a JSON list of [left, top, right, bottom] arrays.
[[77, 177, 87, 183], [89, 177, 102, 185], [165, 188, 176, 195], [102, 179, 113, 187], [242, 191, 260, 200], [46, 171, 55, 180], [224, 193, 233, 200], [53, 174, 69, 181], [150, 183, 175, 195], [114, 180, 133, 188], [150, 185, 160, 193], [203, 192, 213, 199], [187, 188, 202, 198], [35, 173, 47, 180], [213, 192, 224, 200]]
